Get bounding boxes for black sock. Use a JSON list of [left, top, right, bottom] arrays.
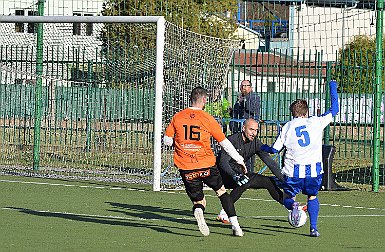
[[230, 185, 248, 203], [219, 193, 236, 217]]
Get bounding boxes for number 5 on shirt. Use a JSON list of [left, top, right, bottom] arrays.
[[295, 125, 310, 147]]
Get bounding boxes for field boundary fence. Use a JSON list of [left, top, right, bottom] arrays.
[[0, 13, 384, 190]]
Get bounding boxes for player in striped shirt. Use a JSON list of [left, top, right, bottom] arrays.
[[261, 80, 339, 237]]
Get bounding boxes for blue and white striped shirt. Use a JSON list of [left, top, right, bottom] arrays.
[[272, 114, 333, 178]]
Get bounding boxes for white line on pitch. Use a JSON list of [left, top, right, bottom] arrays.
[[1, 178, 385, 212], [245, 214, 385, 219], [0, 179, 146, 191], [0, 206, 194, 221], [235, 196, 385, 211], [1, 207, 384, 221], [319, 214, 385, 218]]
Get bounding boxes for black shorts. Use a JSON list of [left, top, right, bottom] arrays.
[[179, 166, 224, 202]]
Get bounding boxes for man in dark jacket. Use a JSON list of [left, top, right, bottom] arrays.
[[233, 80, 261, 121], [231, 80, 261, 172], [216, 118, 285, 223]]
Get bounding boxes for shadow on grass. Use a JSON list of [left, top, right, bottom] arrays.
[[106, 202, 305, 237], [106, 202, 267, 236], [258, 224, 311, 237], [230, 217, 311, 237], [335, 165, 384, 185], [7, 203, 311, 237], [6, 206, 200, 237], [106, 201, 192, 222]]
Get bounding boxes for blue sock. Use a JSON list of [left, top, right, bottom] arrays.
[[308, 197, 320, 230], [283, 198, 295, 210]]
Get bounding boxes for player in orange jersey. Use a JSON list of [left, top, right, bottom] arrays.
[[164, 86, 246, 237]]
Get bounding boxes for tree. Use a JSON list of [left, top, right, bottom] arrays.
[[100, 0, 238, 49], [98, 0, 239, 88], [334, 35, 385, 93]]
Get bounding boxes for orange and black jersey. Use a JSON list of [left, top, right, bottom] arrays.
[[165, 107, 226, 170]]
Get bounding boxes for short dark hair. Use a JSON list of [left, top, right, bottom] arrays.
[[240, 80, 252, 87], [190, 86, 208, 104], [290, 99, 308, 117]]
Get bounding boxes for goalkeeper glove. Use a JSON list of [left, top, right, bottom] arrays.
[[232, 174, 249, 186]]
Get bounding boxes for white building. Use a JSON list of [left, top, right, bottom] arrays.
[[0, 0, 105, 85], [0, 0, 105, 49], [0, 0, 104, 16], [241, 2, 373, 62], [290, 4, 375, 62]]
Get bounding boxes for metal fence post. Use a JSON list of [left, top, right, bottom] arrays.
[[33, 0, 45, 171], [372, 0, 384, 192], [85, 60, 93, 152]]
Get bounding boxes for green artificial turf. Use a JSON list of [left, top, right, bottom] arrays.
[[0, 175, 384, 251]]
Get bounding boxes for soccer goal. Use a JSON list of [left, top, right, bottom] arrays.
[[0, 15, 239, 191]]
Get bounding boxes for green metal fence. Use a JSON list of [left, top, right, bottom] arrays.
[[0, 48, 384, 189], [0, 40, 157, 184], [0, 85, 155, 121], [227, 49, 384, 189]]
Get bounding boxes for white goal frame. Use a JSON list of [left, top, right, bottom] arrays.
[[0, 15, 165, 191]]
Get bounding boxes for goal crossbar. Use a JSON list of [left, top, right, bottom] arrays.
[[0, 15, 164, 24]]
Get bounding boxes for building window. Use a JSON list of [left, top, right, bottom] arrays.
[[73, 13, 81, 35], [15, 9, 25, 32], [27, 10, 37, 33], [84, 14, 93, 36], [267, 81, 276, 92], [73, 13, 94, 36]]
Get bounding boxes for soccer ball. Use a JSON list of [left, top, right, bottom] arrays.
[[288, 209, 307, 228]]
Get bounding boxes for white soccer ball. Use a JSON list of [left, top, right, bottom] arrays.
[[288, 209, 307, 228]]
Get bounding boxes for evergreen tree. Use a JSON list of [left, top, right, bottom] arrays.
[[335, 35, 385, 93], [100, 0, 238, 50]]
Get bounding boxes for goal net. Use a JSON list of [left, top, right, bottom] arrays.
[[0, 16, 239, 190]]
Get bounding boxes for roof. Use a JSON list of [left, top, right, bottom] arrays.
[[233, 50, 330, 77]]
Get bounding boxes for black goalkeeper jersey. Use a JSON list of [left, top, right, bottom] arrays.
[[217, 132, 282, 180]]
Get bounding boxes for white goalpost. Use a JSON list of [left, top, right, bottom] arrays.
[[0, 15, 238, 191]]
